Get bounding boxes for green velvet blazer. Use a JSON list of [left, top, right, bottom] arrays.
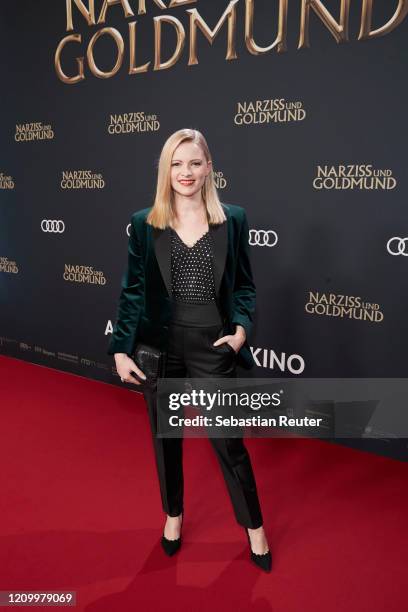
[[107, 202, 256, 370]]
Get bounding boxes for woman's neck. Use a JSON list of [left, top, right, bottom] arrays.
[[172, 198, 207, 227]]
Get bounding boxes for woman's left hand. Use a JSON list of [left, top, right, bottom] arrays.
[[213, 325, 246, 354]]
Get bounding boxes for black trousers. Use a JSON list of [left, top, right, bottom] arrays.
[[142, 321, 264, 529]]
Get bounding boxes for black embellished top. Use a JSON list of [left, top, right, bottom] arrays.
[[170, 228, 216, 303], [169, 227, 223, 326]]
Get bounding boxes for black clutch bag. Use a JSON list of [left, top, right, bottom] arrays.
[[131, 342, 166, 390]]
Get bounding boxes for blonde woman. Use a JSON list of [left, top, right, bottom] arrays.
[[108, 128, 271, 572]]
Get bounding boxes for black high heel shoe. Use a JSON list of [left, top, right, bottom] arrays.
[[161, 513, 183, 557], [244, 527, 272, 572]]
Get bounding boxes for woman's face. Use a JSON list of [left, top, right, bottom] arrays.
[[170, 141, 212, 199]]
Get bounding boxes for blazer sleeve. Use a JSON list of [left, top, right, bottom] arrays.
[[107, 215, 145, 356], [231, 208, 256, 339]]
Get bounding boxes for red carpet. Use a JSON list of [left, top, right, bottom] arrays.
[[1, 355, 407, 611]]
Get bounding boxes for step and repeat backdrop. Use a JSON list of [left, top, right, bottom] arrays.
[[1, 1, 407, 459]]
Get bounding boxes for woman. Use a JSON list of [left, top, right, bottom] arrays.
[[108, 128, 271, 572]]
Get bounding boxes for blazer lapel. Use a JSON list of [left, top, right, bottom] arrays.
[[209, 218, 228, 296], [152, 226, 172, 297], [152, 206, 229, 298]]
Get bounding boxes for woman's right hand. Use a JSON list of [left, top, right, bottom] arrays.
[[114, 353, 146, 385]]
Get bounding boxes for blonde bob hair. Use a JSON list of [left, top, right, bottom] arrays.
[[146, 128, 227, 229]]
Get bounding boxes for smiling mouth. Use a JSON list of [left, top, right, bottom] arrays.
[[179, 180, 195, 184]]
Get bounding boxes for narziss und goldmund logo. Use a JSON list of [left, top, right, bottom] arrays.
[[305, 291, 384, 323], [63, 264, 106, 285], [234, 98, 305, 126], [0, 173, 15, 189], [107, 112, 160, 135], [213, 170, 227, 190], [0, 257, 19, 273], [14, 122, 54, 142], [54, 1, 408, 83], [313, 165, 397, 190], [60, 170, 106, 189]]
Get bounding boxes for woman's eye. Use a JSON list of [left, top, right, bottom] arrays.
[[172, 162, 201, 166]]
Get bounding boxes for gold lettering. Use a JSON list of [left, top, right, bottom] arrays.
[[66, 0, 95, 31], [245, 0, 288, 55], [153, 17, 185, 70], [98, 0, 135, 24], [136, 0, 168, 16], [299, 0, 351, 48], [359, 0, 408, 40], [55, 34, 85, 84], [129, 21, 151, 73], [168, 0, 196, 7], [87, 28, 124, 78], [187, 0, 239, 66]]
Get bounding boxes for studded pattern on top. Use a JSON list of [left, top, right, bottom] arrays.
[[170, 228, 217, 303]]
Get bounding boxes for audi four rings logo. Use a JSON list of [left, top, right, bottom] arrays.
[[41, 219, 65, 233], [249, 229, 278, 247], [387, 237, 408, 256]]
